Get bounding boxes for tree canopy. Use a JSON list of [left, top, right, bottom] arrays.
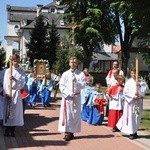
[[26, 15, 48, 66], [26, 1, 150, 73], [61, 0, 116, 68], [61, 0, 150, 75], [26, 14, 61, 69], [47, 19, 60, 69]]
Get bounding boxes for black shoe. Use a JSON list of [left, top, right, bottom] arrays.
[[112, 128, 120, 132], [0, 120, 3, 126], [129, 133, 138, 140], [47, 104, 51, 107], [4, 129, 10, 136], [70, 133, 74, 139], [64, 133, 74, 141], [63, 134, 68, 139], [10, 131, 15, 137], [64, 135, 71, 141]]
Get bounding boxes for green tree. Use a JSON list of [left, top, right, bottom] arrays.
[[62, 0, 150, 75], [0, 51, 5, 70], [53, 49, 69, 73], [52, 35, 70, 73], [61, 0, 116, 68], [109, 0, 150, 75], [47, 20, 60, 69], [131, 0, 150, 68], [109, 1, 135, 75], [52, 33, 84, 73], [0, 41, 5, 70], [26, 15, 48, 66]]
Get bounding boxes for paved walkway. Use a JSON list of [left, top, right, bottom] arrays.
[[0, 94, 150, 150]]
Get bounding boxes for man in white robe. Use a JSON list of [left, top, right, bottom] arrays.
[[58, 57, 86, 141], [116, 68, 148, 139], [0, 69, 5, 124], [3, 54, 26, 137], [106, 60, 124, 86]]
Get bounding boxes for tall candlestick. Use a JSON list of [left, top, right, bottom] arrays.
[[135, 53, 139, 95]]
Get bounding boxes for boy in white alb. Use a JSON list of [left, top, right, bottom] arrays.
[[116, 68, 148, 139]]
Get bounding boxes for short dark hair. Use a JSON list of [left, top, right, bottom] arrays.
[[95, 83, 101, 87], [130, 68, 136, 72], [11, 54, 20, 60]]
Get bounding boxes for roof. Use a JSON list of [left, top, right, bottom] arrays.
[[23, 13, 68, 29], [7, 2, 66, 27], [43, 1, 65, 9], [92, 52, 118, 61], [7, 5, 36, 12], [9, 13, 36, 22], [7, 5, 37, 22]]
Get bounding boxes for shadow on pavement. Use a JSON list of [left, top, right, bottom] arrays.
[[74, 134, 114, 140], [3, 113, 68, 149]]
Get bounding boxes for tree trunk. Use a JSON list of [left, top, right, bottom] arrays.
[[83, 56, 91, 69], [82, 46, 93, 69], [121, 43, 130, 76]]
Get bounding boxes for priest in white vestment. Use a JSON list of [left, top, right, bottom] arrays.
[[58, 57, 86, 141]]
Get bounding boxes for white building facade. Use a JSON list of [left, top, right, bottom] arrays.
[[5, 0, 68, 60]]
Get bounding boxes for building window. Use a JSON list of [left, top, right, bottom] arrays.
[[50, 8, 55, 13], [60, 20, 64, 26], [14, 25, 19, 33]]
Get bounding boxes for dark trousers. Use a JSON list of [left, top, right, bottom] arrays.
[[5, 126, 16, 133]]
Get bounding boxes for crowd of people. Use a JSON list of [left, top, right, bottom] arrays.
[[0, 55, 148, 142], [79, 60, 148, 141], [0, 54, 61, 137]]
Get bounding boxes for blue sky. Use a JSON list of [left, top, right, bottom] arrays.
[[0, 0, 52, 47]]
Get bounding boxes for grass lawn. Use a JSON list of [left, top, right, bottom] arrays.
[[101, 86, 150, 132], [101, 86, 107, 92], [140, 109, 150, 132], [141, 90, 150, 132], [144, 89, 150, 99]]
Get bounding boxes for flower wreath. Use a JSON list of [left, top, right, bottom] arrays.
[[33, 59, 50, 68], [33, 59, 50, 79]]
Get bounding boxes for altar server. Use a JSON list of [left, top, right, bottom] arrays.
[[117, 68, 148, 139], [58, 57, 86, 141]]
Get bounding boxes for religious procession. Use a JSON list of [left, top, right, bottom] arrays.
[[0, 53, 148, 143], [0, 0, 150, 149]]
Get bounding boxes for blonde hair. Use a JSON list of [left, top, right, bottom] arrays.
[[116, 75, 125, 82]]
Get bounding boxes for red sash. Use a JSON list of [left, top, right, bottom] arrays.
[[62, 98, 66, 126], [108, 70, 113, 78]]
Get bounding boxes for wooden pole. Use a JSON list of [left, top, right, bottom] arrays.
[[72, 69, 75, 115], [9, 56, 13, 97], [135, 53, 139, 95], [6, 56, 14, 120], [133, 53, 139, 115]]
